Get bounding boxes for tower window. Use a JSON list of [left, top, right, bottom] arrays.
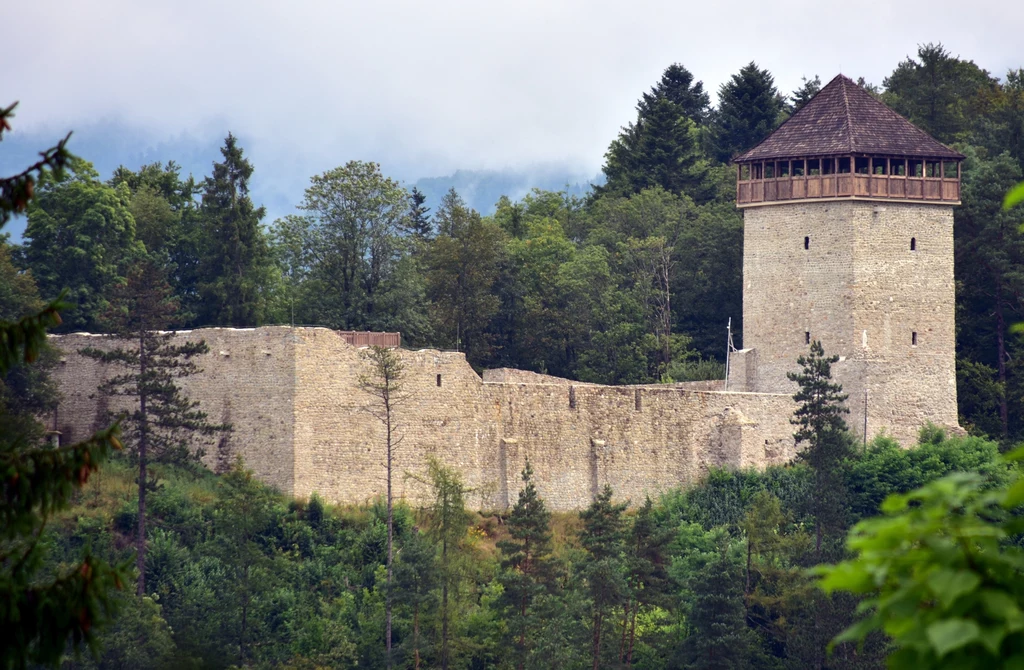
[[804, 236, 809, 250], [436, 374, 442, 387], [910, 237, 917, 251], [805, 332, 811, 344], [912, 332, 918, 346]]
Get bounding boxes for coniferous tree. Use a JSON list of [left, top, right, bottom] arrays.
[[408, 187, 433, 241], [600, 64, 711, 202], [425, 459, 471, 670], [680, 542, 756, 670], [1, 101, 128, 668], [81, 260, 228, 596], [620, 496, 672, 667], [394, 528, 438, 670], [197, 133, 271, 327], [497, 460, 555, 670], [787, 340, 854, 557], [358, 345, 407, 669], [789, 75, 822, 114], [882, 43, 998, 144], [711, 62, 784, 162], [579, 485, 628, 670], [424, 189, 504, 364]]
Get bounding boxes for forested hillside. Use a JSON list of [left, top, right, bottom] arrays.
[[4, 42, 1024, 669]]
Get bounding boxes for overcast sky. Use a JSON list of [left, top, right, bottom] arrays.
[[6, 0, 1023, 183]]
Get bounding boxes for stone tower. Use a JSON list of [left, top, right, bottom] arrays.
[[728, 74, 963, 445]]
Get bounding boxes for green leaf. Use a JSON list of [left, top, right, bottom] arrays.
[[1005, 182, 1024, 210], [926, 619, 981, 658], [928, 569, 981, 609], [981, 590, 1022, 622], [1003, 478, 1024, 509]]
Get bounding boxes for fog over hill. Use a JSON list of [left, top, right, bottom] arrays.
[[0, 122, 600, 241]]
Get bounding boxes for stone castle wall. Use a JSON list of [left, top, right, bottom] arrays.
[[52, 327, 797, 511]]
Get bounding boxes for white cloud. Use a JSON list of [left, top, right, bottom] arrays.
[[7, 0, 1022, 178]]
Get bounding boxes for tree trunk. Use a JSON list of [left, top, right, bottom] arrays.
[[386, 394, 394, 669], [241, 562, 250, 664], [592, 612, 602, 670], [413, 604, 421, 670], [627, 601, 639, 668], [136, 331, 147, 597], [442, 535, 450, 670], [619, 601, 630, 663], [996, 284, 1010, 438]]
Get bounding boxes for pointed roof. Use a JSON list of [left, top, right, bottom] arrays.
[[734, 75, 964, 162]]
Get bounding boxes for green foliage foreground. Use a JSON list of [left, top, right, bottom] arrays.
[[15, 429, 1010, 670]]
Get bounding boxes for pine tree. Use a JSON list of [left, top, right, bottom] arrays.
[[1, 101, 128, 668], [197, 133, 271, 326], [711, 62, 784, 163], [497, 460, 555, 670], [81, 260, 228, 596], [579, 485, 628, 670], [787, 340, 854, 556]]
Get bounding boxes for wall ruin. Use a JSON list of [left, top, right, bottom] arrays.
[[52, 327, 797, 511]]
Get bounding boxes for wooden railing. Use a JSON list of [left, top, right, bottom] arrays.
[[737, 173, 960, 206], [337, 331, 402, 347]]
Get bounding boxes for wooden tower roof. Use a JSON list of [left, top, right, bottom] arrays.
[[734, 74, 964, 162]]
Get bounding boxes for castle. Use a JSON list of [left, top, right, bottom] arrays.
[[51, 75, 963, 510]]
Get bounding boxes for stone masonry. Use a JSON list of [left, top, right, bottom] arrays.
[[731, 201, 959, 446], [52, 327, 797, 511]]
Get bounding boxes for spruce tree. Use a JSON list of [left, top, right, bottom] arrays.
[[711, 62, 784, 162], [579, 485, 628, 670], [81, 260, 228, 595], [600, 64, 710, 201], [197, 133, 270, 326], [497, 460, 555, 670], [786, 340, 854, 557], [408, 186, 433, 241]]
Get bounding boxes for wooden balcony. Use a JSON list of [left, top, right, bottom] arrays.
[[735, 156, 961, 207]]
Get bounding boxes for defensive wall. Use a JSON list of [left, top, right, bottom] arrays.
[[51, 326, 797, 511]]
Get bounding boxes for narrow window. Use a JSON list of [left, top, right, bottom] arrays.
[[910, 237, 917, 251], [436, 374, 442, 387], [634, 388, 642, 412], [569, 385, 577, 409], [838, 157, 851, 174], [805, 332, 811, 345], [808, 159, 820, 175], [912, 332, 918, 346], [804, 236, 809, 250]]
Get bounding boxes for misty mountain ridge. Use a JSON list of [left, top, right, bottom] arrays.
[[0, 121, 602, 240]]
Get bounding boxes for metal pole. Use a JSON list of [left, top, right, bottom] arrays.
[[724, 318, 732, 391]]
